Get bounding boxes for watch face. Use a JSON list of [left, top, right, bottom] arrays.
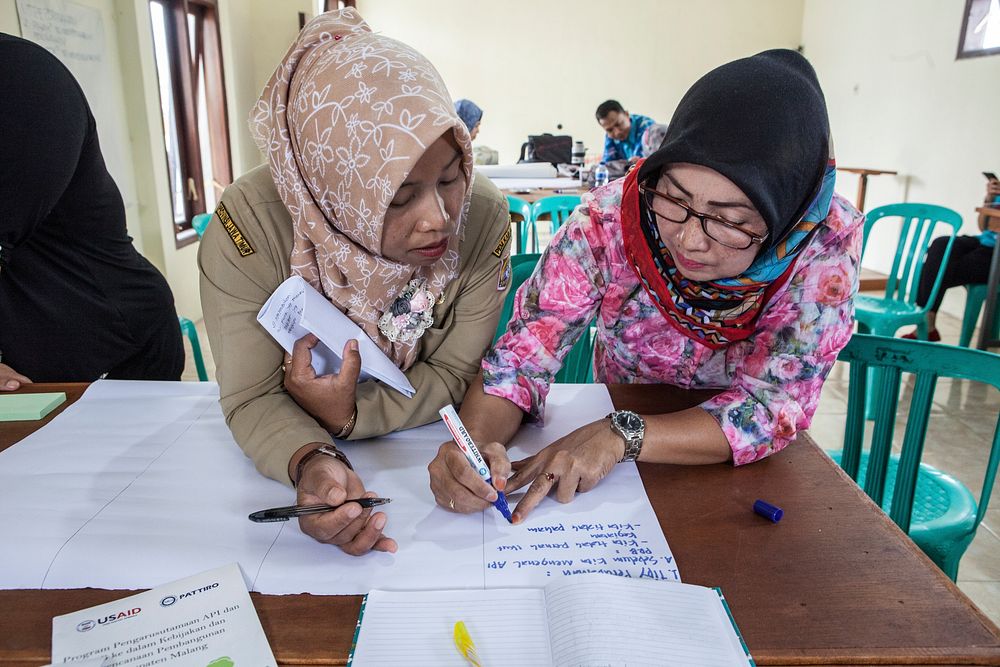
[[614, 411, 643, 434]]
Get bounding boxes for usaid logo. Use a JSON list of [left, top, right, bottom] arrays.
[[75, 607, 140, 632]]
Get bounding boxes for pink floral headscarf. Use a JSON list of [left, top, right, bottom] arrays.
[[249, 8, 473, 369]]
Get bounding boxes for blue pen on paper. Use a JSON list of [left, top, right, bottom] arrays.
[[439, 404, 513, 523]]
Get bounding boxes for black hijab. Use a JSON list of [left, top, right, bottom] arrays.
[[638, 49, 830, 249]]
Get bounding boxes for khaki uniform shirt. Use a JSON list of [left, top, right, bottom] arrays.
[[198, 165, 512, 484]]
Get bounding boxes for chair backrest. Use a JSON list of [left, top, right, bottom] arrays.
[[863, 203, 962, 310], [492, 253, 595, 383], [192, 213, 213, 238], [531, 195, 582, 234], [506, 195, 533, 254], [837, 333, 1000, 534]]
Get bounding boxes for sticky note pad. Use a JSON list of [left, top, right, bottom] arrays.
[[0, 392, 67, 421]]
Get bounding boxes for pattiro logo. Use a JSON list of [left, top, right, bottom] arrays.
[[160, 581, 220, 608]]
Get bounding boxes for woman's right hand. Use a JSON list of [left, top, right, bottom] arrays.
[[0, 363, 31, 391], [283, 335, 360, 435], [295, 450, 397, 556], [427, 440, 511, 513]]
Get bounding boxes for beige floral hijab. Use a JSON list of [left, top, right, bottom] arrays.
[[250, 8, 474, 369]]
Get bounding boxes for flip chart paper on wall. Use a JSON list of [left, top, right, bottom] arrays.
[[0, 381, 677, 595]]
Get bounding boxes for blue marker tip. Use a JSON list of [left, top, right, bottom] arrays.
[[493, 491, 513, 523], [753, 499, 783, 523]]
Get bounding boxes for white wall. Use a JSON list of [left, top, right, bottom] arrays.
[[802, 0, 1000, 307], [355, 0, 805, 164]]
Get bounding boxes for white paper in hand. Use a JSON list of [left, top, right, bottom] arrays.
[[257, 275, 415, 398]]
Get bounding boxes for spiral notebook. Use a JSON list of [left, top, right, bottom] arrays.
[[348, 573, 754, 666]]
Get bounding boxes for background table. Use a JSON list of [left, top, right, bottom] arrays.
[[837, 166, 898, 212], [2, 383, 999, 666]]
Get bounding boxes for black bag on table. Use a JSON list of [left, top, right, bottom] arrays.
[[518, 134, 572, 166]]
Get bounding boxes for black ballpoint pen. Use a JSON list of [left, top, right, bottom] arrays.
[[248, 498, 391, 523]]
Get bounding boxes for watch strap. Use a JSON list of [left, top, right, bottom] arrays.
[[293, 444, 353, 487]]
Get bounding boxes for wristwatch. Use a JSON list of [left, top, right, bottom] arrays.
[[607, 410, 645, 463], [293, 444, 353, 487]]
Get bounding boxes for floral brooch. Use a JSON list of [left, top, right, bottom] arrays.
[[378, 278, 437, 343]]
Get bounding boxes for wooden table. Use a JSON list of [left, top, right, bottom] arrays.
[[975, 207, 1000, 350], [2, 383, 1000, 666], [837, 167, 898, 212]]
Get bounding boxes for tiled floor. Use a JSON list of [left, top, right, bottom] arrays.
[[180, 294, 1000, 625]]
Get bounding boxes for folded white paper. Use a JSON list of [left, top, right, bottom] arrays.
[[51, 563, 275, 667], [257, 275, 414, 398]]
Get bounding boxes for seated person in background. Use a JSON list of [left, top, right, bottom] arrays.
[[901, 177, 1000, 341], [0, 34, 183, 391], [454, 98, 498, 165], [430, 50, 863, 523], [596, 99, 656, 164], [199, 9, 510, 555], [602, 122, 671, 181]]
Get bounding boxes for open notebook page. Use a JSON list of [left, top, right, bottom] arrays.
[[349, 588, 551, 666], [545, 575, 752, 667]]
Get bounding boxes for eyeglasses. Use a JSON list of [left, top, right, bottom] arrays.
[[639, 184, 768, 250]]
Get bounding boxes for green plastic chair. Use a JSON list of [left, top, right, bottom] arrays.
[[855, 203, 963, 339], [959, 283, 1000, 348], [178, 316, 209, 381], [831, 333, 1000, 580], [530, 195, 582, 250], [856, 204, 963, 416], [192, 212, 213, 238], [506, 195, 534, 254], [492, 253, 594, 383]]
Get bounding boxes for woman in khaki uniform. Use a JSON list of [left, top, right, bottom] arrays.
[[198, 10, 510, 556]]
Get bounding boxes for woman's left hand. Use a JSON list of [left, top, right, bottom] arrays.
[[283, 334, 360, 435], [506, 418, 625, 524]]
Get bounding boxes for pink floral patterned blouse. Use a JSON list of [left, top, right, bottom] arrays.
[[482, 179, 864, 465]]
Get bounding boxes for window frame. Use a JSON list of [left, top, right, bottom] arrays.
[[957, 0, 1000, 60], [150, 0, 233, 247]]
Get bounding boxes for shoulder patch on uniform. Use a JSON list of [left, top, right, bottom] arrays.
[[497, 255, 511, 291], [215, 201, 255, 257], [492, 224, 512, 258]]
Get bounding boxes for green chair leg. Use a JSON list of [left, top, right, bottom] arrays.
[[178, 316, 208, 382], [960, 284, 988, 348]]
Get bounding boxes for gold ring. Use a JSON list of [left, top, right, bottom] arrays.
[[544, 472, 557, 482], [448, 498, 456, 510], [281, 364, 287, 373]]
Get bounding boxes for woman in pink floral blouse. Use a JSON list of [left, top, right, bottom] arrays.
[[428, 49, 864, 523]]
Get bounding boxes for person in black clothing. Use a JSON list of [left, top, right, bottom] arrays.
[[901, 179, 1000, 341], [0, 34, 184, 390]]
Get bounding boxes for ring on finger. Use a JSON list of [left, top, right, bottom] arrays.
[[544, 471, 557, 482]]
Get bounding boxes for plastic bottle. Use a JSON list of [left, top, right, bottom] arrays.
[[593, 163, 609, 188]]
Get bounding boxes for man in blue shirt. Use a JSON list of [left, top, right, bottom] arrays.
[[596, 100, 655, 163]]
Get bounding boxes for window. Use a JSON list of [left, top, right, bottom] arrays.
[[958, 0, 1000, 59], [149, 0, 232, 245]]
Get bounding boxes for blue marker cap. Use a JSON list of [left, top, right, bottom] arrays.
[[753, 499, 783, 523]]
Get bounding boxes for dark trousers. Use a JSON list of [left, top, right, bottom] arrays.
[[916, 235, 994, 311], [106, 313, 185, 381]]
